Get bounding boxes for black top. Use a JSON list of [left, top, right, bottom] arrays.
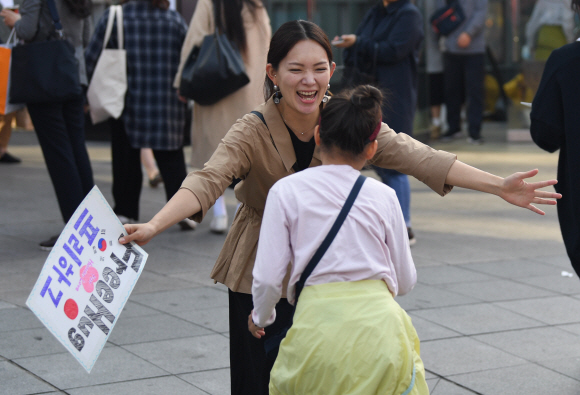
[[286, 125, 316, 172], [530, 41, 580, 274]]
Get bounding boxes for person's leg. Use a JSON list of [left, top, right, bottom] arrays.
[[152, 148, 196, 230], [443, 53, 464, 138], [109, 118, 141, 221], [141, 148, 162, 187], [0, 114, 11, 153], [464, 53, 485, 141], [0, 112, 19, 162], [428, 72, 444, 140], [373, 167, 411, 227], [211, 195, 229, 233], [61, 97, 94, 195], [27, 101, 90, 223], [228, 290, 295, 395], [151, 148, 187, 202]]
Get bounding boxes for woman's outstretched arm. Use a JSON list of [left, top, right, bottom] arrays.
[[119, 189, 201, 246], [445, 161, 561, 215]]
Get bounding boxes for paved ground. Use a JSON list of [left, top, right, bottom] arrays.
[[1, 129, 579, 395]]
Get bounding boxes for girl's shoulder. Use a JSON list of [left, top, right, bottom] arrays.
[[362, 175, 397, 198]]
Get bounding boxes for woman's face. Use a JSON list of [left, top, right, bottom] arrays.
[[267, 40, 336, 115]]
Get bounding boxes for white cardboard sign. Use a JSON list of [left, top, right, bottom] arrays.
[[26, 186, 148, 373]]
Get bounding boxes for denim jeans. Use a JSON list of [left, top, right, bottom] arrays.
[[373, 167, 411, 227]]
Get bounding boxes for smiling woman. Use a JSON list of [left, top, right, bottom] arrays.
[[120, 19, 561, 395], [265, 39, 335, 141]]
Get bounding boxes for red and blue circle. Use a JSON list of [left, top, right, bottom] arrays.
[[98, 238, 107, 251]]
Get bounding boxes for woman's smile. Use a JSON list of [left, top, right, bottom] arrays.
[[271, 39, 336, 116], [297, 90, 318, 103]]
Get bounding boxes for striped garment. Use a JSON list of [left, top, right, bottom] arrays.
[[85, 0, 188, 150]]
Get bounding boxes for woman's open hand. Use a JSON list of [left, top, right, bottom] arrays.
[[499, 169, 561, 215], [248, 311, 265, 339], [118, 223, 158, 246]]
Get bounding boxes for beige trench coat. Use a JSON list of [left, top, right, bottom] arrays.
[[173, 0, 271, 168], [181, 97, 458, 295]]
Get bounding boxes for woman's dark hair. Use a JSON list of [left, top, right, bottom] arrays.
[[319, 85, 383, 158], [62, 0, 93, 18], [573, 0, 580, 14], [263, 20, 333, 100], [214, 0, 260, 52]]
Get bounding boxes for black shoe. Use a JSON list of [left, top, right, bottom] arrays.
[[0, 152, 21, 163], [148, 173, 163, 188], [39, 235, 59, 251], [407, 227, 416, 247]]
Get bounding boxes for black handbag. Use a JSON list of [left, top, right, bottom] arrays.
[[430, 0, 466, 37], [263, 175, 367, 361], [179, 6, 249, 106], [9, 0, 81, 103]]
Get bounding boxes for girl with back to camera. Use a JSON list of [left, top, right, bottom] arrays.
[[249, 85, 428, 394], [121, 20, 560, 394]]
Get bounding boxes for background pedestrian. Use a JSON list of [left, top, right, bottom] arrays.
[[530, 0, 580, 279], [1, 0, 94, 249], [85, 0, 190, 228], [335, 0, 424, 245], [438, 0, 488, 144], [174, 0, 271, 234]]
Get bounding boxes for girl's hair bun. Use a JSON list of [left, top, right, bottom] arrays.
[[319, 84, 384, 158], [350, 85, 383, 110]]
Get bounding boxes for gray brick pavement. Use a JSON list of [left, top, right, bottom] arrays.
[[1, 130, 578, 394]]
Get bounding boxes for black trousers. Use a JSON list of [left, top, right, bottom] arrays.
[[444, 53, 485, 139], [229, 290, 295, 395], [27, 96, 94, 223], [108, 118, 187, 221]]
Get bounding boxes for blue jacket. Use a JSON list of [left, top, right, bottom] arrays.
[[344, 0, 424, 135]]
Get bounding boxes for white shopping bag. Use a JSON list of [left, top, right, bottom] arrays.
[[87, 5, 127, 124]]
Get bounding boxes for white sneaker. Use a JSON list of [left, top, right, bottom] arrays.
[[178, 218, 197, 231], [210, 215, 228, 234]]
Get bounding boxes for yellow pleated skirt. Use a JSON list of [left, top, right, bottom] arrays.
[[269, 280, 429, 395]]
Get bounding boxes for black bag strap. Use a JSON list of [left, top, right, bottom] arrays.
[[45, 0, 64, 37], [294, 174, 366, 302], [251, 110, 267, 127]]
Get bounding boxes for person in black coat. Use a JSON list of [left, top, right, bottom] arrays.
[[530, 0, 579, 276], [334, 0, 424, 245]]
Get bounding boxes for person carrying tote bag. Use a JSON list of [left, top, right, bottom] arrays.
[[173, 0, 271, 234], [84, 0, 189, 228], [86, 5, 127, 124], [0, 0, 94, 250], [8, 0, 81, 103]]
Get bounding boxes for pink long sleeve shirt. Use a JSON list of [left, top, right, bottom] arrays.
[[251, 165, 417, 328]]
